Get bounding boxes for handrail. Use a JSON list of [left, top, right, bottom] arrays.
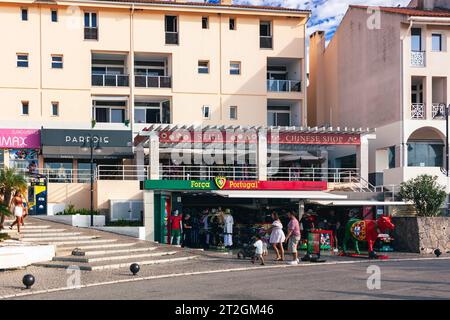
[[267, 79, 301, 92], [92, 73, 129, 87], [135, 75, 172, 88]]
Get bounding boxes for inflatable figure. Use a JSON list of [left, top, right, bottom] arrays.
[[343, 216, 395, 258]]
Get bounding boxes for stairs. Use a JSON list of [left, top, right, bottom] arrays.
[[5, 218, 198, 271]]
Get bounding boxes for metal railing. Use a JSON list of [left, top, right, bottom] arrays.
[[160, 165, 258, 181], [92, 74, 129, 87], [15, 168, 93, 183], [97, 165, 148, 181], [267, 79, 301, 92], [84, 27, 98, 40], [411, 103, 425, 119], [432, 103, 446, 119], [411, 51, 426, 67], [135, 75, 172, 88], [267, 167, 359, 182], [260, 36, 273, 49], [165, 32, 178, 45]]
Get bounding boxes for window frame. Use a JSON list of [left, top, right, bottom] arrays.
[[202, 105, 211, 120], [432, 33, 443, 52], [21, 8, 28, 21], [411, 28, 422, 52], [21, 101, 29, 116], [92, 100, 127, 124], [198, 60, 210, 74], [202, 16, 209, 29], [51, 101, 59, 117], [229, 61, 241, 75], [229, 18, 236, 30], [84, 12, 98, 28], [17, 53, 29, 68], [229, 106, 238, 120], [51, 9, 58, 22], [51, 55, 63, 69]]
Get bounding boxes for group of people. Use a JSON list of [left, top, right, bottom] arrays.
[[5, 191, 28, 233], [252, 211, 302, 266]]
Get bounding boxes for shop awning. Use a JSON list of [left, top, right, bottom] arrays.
[[213, 190, 348, 200], [308, 200, 410, 206]]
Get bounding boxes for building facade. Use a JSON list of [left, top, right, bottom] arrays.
[[308, 0, 450, 191]]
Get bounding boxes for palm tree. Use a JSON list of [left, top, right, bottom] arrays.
[[0, 168, 27, 229]]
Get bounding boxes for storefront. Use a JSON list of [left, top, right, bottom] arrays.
[[144, 178, 347, 247], [40, 129, 133, 182], [0, 128, 41, 170]]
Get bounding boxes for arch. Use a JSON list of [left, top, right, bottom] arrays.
[[407, 126, 445, 168], [407, 126, 445, 143]]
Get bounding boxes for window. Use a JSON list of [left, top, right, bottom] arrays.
[[407, 141, 444, 167], [229, 106, 237, 120], [44, 160, 73, 183], [267, 106, 290, 126], [260, 21, 273, 49], [21, 8, 28, 21], [134, 101, 170, 124], [165, 16, 178, 45], [51, 9, 58, 22], [17, 54, 29, 68], [84, 12, 98, 40], [230, 61, 241, 75], [51, 55, 63, 69], [198, 60, 209, 74], [21, 101, 29, 115], [411, 28, 422, 51], [432, 34, 442, 52], [202, 17, 209, 29], [202, 105, 211, 119], [229, 18, 235, 30], [93, 100, 127, 123], [51, 102, 59, 116], [388, 146, 396, 169]]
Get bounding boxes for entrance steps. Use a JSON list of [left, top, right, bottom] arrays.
[[75, 246, 157, 257], [23, 235, 98, 242], [56, 242, 137, 253], [52, 250, 177, 263], [22, 232, 81, 238]]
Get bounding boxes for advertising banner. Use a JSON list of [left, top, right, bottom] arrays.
[[0, 129, 40, 149]]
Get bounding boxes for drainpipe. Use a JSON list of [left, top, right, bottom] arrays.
[[130, 4, 135, 136]]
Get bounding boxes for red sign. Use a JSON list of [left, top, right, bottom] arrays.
[[215, 179, 327, 191], [159, 130, 258, 143], [269, 132, 360, 145]]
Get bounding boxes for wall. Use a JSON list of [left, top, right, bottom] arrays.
[[95, 180, 143, 211], [393, 217, 450, 254], [47, 183, 90, 209]]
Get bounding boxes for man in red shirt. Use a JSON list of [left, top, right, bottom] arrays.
[[169, 210, 183, 245], [285, 211, 301, 265]]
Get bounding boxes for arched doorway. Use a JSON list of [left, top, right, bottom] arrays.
[[407, 127, 445, 167]]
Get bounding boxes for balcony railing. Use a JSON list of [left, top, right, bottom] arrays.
[[267, 80, 301, 92], [160, 165, 258, 181], [411, 51, 426, 67], [84, 27, 98, 40], [432, 103, 446, 119], [267, 167, 359, 182], [92, 74, 129, 87], [411, 103, 425, 119], [260, 36, 273, 49], [135, 75, 172, 88], [165, 32, 179, 45]]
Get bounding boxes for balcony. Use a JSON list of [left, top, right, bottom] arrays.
[[165, 32, 178, 45], [92, 74, 129, 87], [411, 103, 425, 119], [84, 27, 98, 40], [411, 51, 425, 67], [135, 75, 171, 88], [432, 103, 447, 119], [260, 36, 273, 49], [267, 80, 301, 92]]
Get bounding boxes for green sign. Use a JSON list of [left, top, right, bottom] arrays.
[[144, 180, 217, 191]]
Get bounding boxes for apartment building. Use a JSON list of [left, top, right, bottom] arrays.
[[309, 0, 450, 191]]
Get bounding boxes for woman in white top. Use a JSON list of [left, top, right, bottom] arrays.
[[269, 212, 286, 261]]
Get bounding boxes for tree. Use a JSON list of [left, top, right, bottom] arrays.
[[398, 174, 447, 217], [0, 168, 28, 229]]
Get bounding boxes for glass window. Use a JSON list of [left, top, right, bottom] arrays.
[[407, 141, 444, 167], [110, 109, 125, 123], [84, 12, 97, 28], [260, 21, 272, 37], [202, 17, 208, 29], [229, 18, 235, 30], [229, 106, 237, 120], [21, 8, 28, 21], [95, 108, 109, 122], [44, 160, 73, 183], [9, 150, 38, 172], [165, 15, 177, 32], [202, 105, 211, 119], [17, 54, 29, 68], [388, 146, 396, 169], [21, 101, 29, 115], [51, 102, 59, 116], [230, 62, 241, 75], [135, 109, 146, 124], [77, 162, 95, 183], [51, 55, 63, 69], [198, 61, 209, 74], [432, 34, 442, 52], [411, 28, 422, 52], [51, 10, 58, 22]]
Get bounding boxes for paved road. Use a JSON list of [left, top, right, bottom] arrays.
[[15, 259, 450, 300]]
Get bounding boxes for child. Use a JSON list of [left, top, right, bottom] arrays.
[[251, 235, 265, 266]]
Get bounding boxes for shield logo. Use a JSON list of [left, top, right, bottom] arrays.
[[214, 176, 227, 189]]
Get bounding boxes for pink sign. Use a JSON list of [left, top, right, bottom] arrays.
[[0, 129, 40, 149]]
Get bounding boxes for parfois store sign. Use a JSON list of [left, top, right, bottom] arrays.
[[0, 129, 40, 149], [144, 178, 327, 191]]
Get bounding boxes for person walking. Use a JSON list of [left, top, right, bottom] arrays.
[[269, 212, 285, 261], [9, 191, 25, 233], [285, 211, 301, 265], [251, 234, 265, 266]]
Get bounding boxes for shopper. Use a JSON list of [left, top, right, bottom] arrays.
[[285, 211, 301, 265], [252, 234, 265, 266], [269, 212, 285, 261], [182, 213, 193, 248], [8, 191, 25, 233]]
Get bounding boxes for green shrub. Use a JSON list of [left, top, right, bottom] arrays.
[[56, 204, 99, 216]]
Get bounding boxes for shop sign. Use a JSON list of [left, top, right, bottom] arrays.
[[159, 130, 258, 144], [269, 132, 360, 145], [145, 178, 327, 191], [0, 129, 40, 149]]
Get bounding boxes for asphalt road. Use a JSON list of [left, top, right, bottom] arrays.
[[15, 259, 450, 300]]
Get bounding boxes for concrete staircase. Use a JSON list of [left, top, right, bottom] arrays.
[[5, 218, 198, 271]]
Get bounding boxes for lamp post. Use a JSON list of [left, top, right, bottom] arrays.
[[436, 104, 450, 216], [81, 134, 102, 227]]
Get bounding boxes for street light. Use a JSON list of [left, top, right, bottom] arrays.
[[80, 134, 102, 227], [435, 104, 450, 216]]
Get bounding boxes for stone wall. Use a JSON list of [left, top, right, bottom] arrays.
[[393, 217, 450, 254]]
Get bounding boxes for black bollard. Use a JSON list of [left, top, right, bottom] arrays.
[[130, 263, 140, 275], [22, 274, 35, 289], [434, 249, 442, 257]]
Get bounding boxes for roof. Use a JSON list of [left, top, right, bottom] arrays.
[[84, 0, 311, 14], [350, 5, 450, 18]]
